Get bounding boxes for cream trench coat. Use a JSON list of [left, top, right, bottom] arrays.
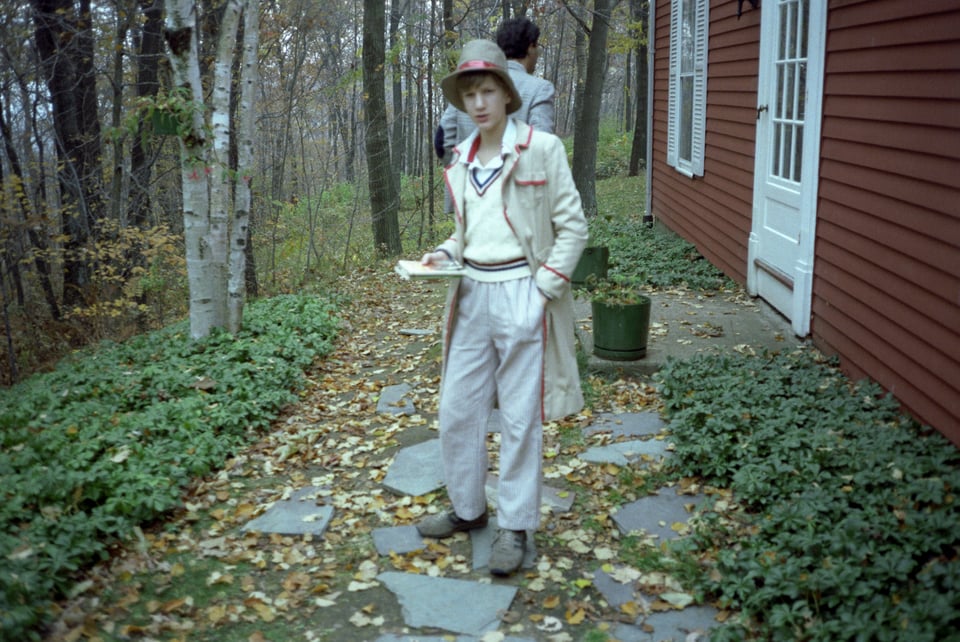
[[437, 120, 588, 421]]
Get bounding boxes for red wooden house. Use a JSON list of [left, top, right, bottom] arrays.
[[646, 0, 960, 444]]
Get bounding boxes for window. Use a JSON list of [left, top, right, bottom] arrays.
[[667, 0, 709, 177]]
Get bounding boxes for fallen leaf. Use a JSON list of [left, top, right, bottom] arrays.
[[565, 607, 586, 625], [536, 615, 564, 632], [660, 591, 695, 609]]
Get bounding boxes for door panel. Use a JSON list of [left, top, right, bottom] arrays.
[[748, 0, 825, 336]]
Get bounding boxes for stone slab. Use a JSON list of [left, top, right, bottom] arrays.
[[378, 383, 416, 416], [484, 473, 575, 514], [374, 633, 536, 642], [593, 566, 638, 608], [581, 439, 672, 466], [379, 571, 518, 637], [585, 411, 667, 438], [612, 486, 704, 541], [398, 328, 433, 336], [613, 606, 717, 641], [241, 486, 333, 536], [371, 525, 425, 555], [593, 567, 718, 641], [382, 439, 445, 497]]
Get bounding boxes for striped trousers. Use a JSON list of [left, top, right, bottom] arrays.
[[439, 276, 545, 531]]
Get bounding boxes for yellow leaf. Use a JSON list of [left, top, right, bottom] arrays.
[[620, 601, 640, 617], [565, 607, 586, 625], [207, 604, 227, 624], [543, 594, 561, 609], [249, 600, 276, 622]]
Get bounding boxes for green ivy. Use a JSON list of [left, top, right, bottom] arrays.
[[656, 349, 960, 640], [0, 294, 339, 641], [586, 211, 734, 292]]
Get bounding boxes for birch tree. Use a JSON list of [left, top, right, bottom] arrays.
[[163, 0, 258, 338]]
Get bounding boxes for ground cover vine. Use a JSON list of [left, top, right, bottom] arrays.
[[656, 350, 960, 640], [0, 294, 339, 640]]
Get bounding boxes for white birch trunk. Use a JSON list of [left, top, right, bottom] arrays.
[[228, 0, 259, 332], [165, 0, 219, 338], [209, 0, 242, 332], [165, 0, 250, 338]]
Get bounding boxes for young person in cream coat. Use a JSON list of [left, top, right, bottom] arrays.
[[415, 39, 587, 577]]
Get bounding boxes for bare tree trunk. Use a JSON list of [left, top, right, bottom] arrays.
[[362, 0, 402, 258], [389, 0, 405, 192], [130, 0, 165, 228], [228, 0, 258, 331], [571, 0, 611, 217], [0, 100, 60, 319], [165, 0, 220, 337], [32, 0, 105, 307], [628, 0, 648, 177]]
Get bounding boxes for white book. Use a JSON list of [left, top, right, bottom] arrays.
[[394, 259, 466, 279]]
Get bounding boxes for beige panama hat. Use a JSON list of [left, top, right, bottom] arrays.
[[441, 39, 522, 115]]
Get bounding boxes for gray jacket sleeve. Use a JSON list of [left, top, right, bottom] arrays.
[[526, 81, 556, 134], [440, 104, 461, 157]]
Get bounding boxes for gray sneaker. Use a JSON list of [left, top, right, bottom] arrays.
[[416, 510, 488, 538], [489, 529, 526, 576]]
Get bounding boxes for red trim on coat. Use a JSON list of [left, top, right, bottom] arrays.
[[542, 263, 571, 282]]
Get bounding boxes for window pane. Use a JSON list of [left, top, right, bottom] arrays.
[[793, 124, 804, 182], [681, 0, 695, 72], [680, 76, 693, 161]]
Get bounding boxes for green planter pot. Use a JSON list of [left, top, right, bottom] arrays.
[[572, 246, 609, 289], [591, 295, 651, 361]]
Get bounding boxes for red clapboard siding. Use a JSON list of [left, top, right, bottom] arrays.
[[649, 0, 960, 443], [813, 1, 960, 443], [650, 0, 760, 285]]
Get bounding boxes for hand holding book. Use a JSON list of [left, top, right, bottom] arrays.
[[394, 258, 465, 279]]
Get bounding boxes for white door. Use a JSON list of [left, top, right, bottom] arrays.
[[748, 0, 826, 336]]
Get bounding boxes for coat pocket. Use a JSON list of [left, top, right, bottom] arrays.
[[511, 171, 547, 215]]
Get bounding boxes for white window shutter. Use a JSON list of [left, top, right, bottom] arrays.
[[666, 1, 680, 168], [691, 0, 709, 176]]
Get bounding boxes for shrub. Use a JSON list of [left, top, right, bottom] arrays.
[[656, 349, 960, 641], [0, 294, 339, 641]]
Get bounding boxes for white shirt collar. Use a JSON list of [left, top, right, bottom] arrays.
[[459, 118, 517, 168]]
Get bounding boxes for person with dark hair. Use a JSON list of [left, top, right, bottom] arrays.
[[415, 39, 586, 577], [438, 17, 556, 204]]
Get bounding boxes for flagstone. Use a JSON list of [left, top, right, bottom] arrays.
[[378, 382, 416, 416], [585, 411, 666, 438], [378, 572, 518, 637], [241, 486, 333, 536], [382, 438, 445, 496], [612, 486, 704, 541], [371, 525, 425, 555], [581, 439, 672, 466]]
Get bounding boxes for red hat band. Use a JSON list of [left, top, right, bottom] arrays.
[[458, 60, 499, 72]]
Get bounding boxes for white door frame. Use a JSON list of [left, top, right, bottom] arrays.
[[747, 0, 827, 337]]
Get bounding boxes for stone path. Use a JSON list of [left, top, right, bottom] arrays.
[[241, 386, 718, 641]]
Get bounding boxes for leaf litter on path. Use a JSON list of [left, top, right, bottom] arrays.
[[45, 266, 729, 641]]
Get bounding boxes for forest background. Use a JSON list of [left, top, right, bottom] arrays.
[[1, 0, 648, 385]]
